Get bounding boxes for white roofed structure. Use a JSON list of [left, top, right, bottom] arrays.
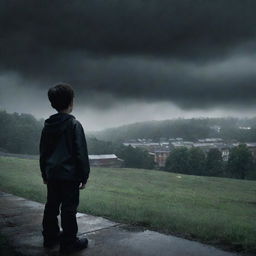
[[89, 154, 118, 160], [89, 154, 123, 167]]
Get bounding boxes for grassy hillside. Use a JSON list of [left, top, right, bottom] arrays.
[[0, 156, 255, 253]]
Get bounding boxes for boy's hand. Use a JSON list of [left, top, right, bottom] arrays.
[[79, 182, 86, 190]]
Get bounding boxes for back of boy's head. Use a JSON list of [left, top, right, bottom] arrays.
[[48, 83, 74, 112]]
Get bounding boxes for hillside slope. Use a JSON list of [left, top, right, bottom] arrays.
[[0, 156, 255, 253], [91, 117, 256, 142]]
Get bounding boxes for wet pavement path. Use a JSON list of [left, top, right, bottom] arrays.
[[0, 191, 243, 256]]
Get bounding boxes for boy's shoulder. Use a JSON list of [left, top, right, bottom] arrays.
[[69, 117, 85, 132], [70, 117, 82, 126]]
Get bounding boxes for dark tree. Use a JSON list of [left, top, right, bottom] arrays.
[[0, 110, 42, 154], [87, 137, 115, 154], [205, 148, 223, 176], [188, 147, 206, 175], [165, 147, 189, 174], [115, 145, 154, 169], [226, 144, 254, 179]]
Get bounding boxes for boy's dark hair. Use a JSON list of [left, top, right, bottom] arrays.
[[48, 83, 74, 111]]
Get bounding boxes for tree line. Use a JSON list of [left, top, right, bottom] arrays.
[[0, 110, 154, 169], [165, 144, 256, 180], [0, 110, 44, 154], [93, 117, 256, 143], [1, 109, 255, 179]]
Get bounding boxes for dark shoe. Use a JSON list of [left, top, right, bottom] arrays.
[[43, 231, 63, 248], [59, 237, 88, 254]]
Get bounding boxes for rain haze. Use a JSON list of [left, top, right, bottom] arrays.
[[1, 0, 256, 131], [1, 2, 256, 254]]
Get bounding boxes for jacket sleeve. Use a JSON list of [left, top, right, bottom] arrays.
[[73, 121, 90, 184], [39, 128, 47, 181]]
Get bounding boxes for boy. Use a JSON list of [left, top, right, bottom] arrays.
[[39, 83, 90, 254]]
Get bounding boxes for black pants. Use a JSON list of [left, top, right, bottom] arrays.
[[42, 180, 80, 244]]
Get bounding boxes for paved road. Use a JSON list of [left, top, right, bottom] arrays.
[[0, 192, 245, 256]]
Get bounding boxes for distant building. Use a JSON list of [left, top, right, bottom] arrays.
[[193, 142, 216, 154], [246, 143, 256, 160], [215, 144, 232, 162], [193, 142, 232, 161], [123, 142, 161, 152], [170, 141, 193, 149], [197, 138, 223, 143], [89, 154, 124, 167], [153, 150, 170, 168], [238, 126, 251, 130], [124, 139, 172, 168], [123, 137, 256, 167], [210, 125, 221, 133]]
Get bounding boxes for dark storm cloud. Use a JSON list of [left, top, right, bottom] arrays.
[[1, 0, 256, 109], [1, 0, 256, 58]]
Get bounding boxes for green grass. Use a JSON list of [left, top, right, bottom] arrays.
[[0, 156, 256, 253]]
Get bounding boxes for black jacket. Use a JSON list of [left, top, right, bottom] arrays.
[[39, 112, 90, 184]]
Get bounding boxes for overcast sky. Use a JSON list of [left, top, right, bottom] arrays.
[[1, 0, 256, 131]]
